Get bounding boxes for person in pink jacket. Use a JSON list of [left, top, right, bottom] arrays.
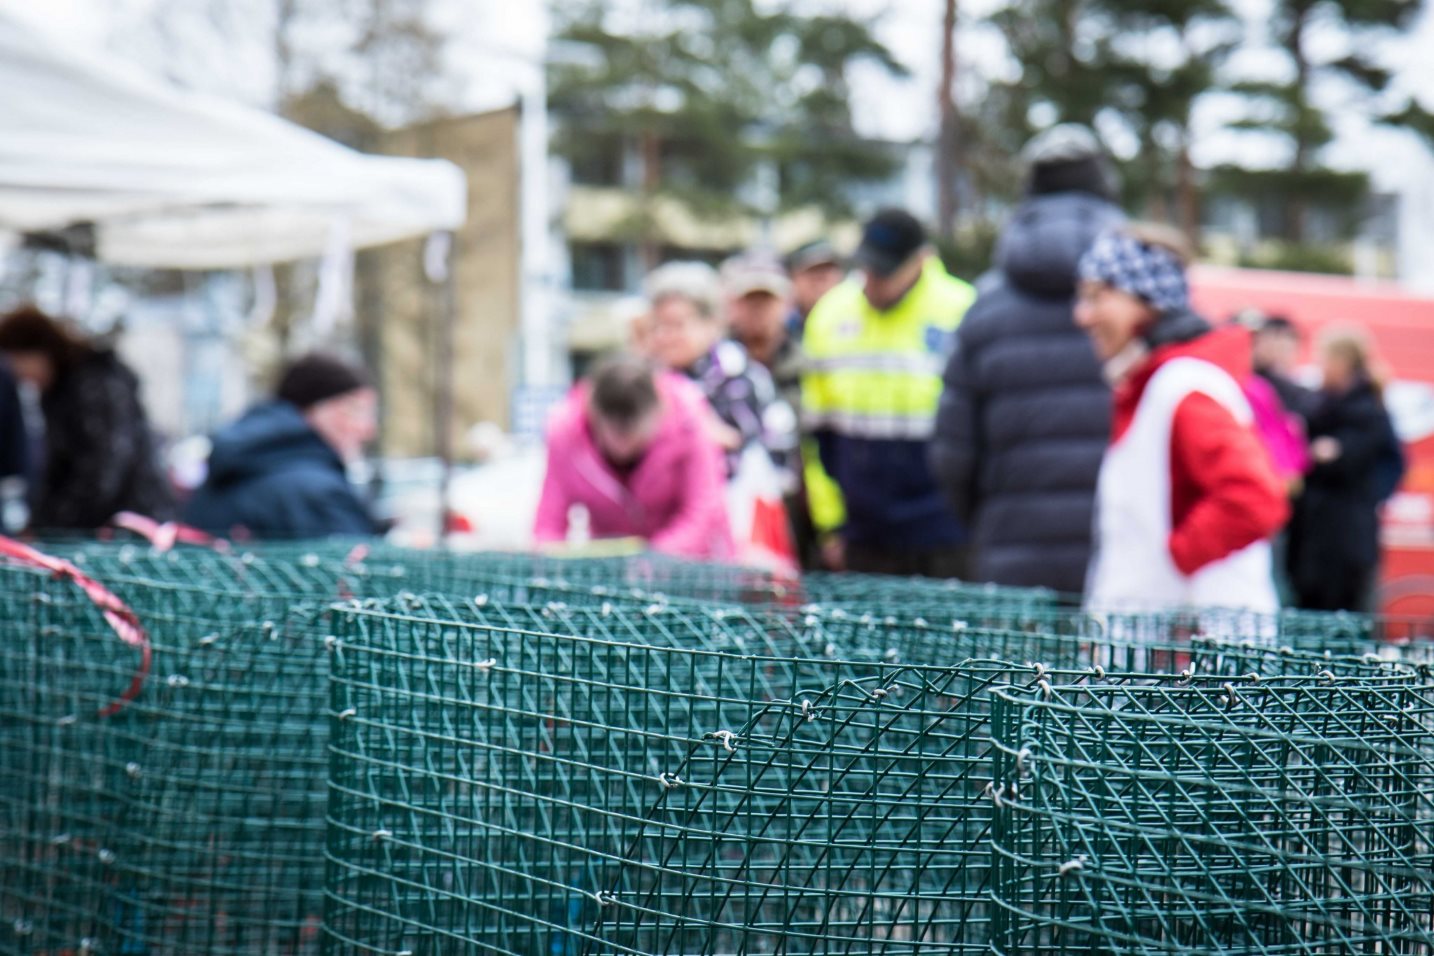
[[533, 353, 735, 560]]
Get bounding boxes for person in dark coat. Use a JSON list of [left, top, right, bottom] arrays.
[[1247, 311, 1319, 424], [1287, 327, 1403, 612], [0, 305, 173, 531], [184, 353, 379, 540], [929, 124, 1124, 594], [0, 359, 28, 484]]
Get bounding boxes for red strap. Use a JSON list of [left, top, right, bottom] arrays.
[[0, 535, 151, 718], [111, 511, 231, 554]]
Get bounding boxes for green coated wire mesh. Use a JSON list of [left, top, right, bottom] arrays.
[[320, 594, 1431, 955], [1, 541, 1431, 956], [0, 559, 341, 956], [988, 680, 1434, 954]]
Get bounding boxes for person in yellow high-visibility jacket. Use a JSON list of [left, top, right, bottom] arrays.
[[802, 209, 976, 576]]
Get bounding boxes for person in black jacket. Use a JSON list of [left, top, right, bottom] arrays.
[[929, 125, 1123, 595], [1287, 326, 1403, 612], [184, 353, 379, 540], [0, 305, 173, 530], [0, 359, 28, 486]]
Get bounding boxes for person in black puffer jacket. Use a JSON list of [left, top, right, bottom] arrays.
[[0, 304, 174, 531], [1287, 326, 1403, 612], [929, 125, 1124, 595]]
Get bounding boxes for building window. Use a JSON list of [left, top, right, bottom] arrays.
[[569, 133, 626, 187], [570, 242, 627, 292]]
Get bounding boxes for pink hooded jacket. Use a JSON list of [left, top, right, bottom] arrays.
[[1242, 374, 1312, 482], [533, 373, 734, 560]]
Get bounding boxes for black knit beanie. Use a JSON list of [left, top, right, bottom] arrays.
[[276, 353, 370, 410], [1028, 154, 1116, 201]]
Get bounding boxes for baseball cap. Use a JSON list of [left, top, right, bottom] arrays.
[[784, 239, 842, 275], [853, 209, 926, 278], [720, 251, 792, 299]]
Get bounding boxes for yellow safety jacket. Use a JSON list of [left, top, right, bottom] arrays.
[[801, 257, 975, 546]]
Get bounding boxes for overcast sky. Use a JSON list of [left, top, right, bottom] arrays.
[[6, 0, 1432, 188]]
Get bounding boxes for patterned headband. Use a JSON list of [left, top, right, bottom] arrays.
[[1077, 231, 1189, 314]]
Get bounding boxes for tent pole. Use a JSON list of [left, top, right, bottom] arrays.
[[432, 232, 457, 549]]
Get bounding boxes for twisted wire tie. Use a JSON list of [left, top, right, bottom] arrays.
[[97, 849, 115, 865], [372, 829, 392, 842], [166, 675, 190, 689], [57, 714, 78, 727], [125, 762, 141, 779], [1177, 666, 1195, 685], [475, 659, 497, 672], [657, 773, 684, 789], [800, 699, 815, 721], [1220, 682, 1240, 709], [12, 919, 31, 936], [1031, 662, 1048, 680], [987, 780, 1018, 808], [1089, 665, 1106, 680], [1037, 679, 1053, 699], [198, 633, 220, 646], [474, 594, 490, 607], [1059, 856, 1087, 877], [324, 635, 339, 651], [1318, 669, 1336, 683], [708, 730, 737, 753], [338, 708, 358, 720], [869, 687, 889, 700], [1016, 748, 1032, 772], [595, 890, 618, 907]]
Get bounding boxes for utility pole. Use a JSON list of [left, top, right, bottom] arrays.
[[937, 0, 959, 240]]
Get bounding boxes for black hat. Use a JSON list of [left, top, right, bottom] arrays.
[[276, 352, 371, 410], [853, 209, 926, 278], [1021, 123, 1116, 201]]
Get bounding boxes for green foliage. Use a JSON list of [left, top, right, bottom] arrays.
[[935, 221, 1003, 284], [1209, 165, 1369, 213], [549, 0, 907, 221], [1222, 0, 1422, 240], [1239, 242, 1354, 275]]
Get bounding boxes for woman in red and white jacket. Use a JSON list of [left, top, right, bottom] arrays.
[[1074, 224, 1288, 612]]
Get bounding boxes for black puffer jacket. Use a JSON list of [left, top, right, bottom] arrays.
[[1287, 379, 1401, 611], [929, 192, 1122, 594]]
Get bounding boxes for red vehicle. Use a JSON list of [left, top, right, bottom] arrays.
[[1191, 266, 1434, 628]]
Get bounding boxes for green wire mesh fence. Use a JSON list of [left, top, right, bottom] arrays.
[[988, 679, 1434, 954], [320, 594, 1432, 955], [1, 541, 1431, 956]]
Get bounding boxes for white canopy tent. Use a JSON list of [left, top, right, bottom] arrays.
[[0, 8, 466, 269]]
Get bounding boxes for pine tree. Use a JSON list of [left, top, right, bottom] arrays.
[[548, 0, 908, 227], [1099, 0, 1240, 240], [1224, 0, 1426, 243]]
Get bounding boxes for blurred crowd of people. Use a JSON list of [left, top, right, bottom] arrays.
[[0, 123, 1406, 613], [534, 123, 1405, 613]]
